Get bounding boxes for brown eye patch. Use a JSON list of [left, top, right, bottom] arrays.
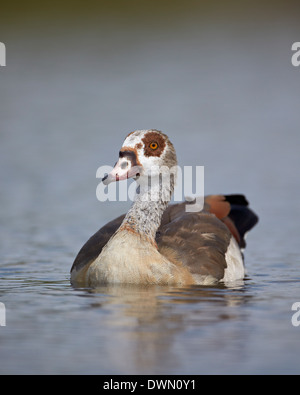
[[142, 131, 166, 157]]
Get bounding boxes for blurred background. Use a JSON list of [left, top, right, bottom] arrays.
[[1, 0, 300, 247], [0, 0, 300, 374]]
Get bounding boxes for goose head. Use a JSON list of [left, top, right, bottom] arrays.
[[102, 129, 177, 188]]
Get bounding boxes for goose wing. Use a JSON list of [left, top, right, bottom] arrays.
[[71, 195, 258, 277]]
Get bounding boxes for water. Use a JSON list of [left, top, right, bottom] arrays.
[[1, 2, 300, 374]]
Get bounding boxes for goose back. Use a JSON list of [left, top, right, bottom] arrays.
[[71, 194, 258, 282]]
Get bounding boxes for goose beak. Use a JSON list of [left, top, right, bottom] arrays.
[[102, 157, 142, 185]]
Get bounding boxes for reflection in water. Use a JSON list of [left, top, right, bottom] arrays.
[[72, 282, 252, 373]]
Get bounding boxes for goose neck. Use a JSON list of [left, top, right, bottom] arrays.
[[120, 178, 173, 241]]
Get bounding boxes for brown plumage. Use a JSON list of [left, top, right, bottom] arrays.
[[71, 130, 258, 286], [71, 195, 258, 284]]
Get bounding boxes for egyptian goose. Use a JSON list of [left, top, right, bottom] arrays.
[[71, 129, 258, 286]]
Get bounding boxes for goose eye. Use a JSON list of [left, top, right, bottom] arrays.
[[149, 142, 158, 150]]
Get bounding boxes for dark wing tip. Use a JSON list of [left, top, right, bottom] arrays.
[[224, 194, 249, 206]]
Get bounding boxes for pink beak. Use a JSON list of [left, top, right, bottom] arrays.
[[102, 157, 142, 185]]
